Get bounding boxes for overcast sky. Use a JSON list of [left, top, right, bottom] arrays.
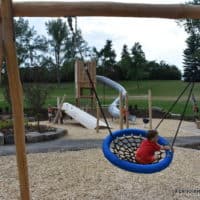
[[15, 0, 188, 71]]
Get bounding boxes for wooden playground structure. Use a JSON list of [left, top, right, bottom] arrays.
[[75, 60, 96, 107], [1, 1, 200, 199]]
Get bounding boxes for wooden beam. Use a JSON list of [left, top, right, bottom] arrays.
[[125, 93, 129, 129], [148, 89, 152, 130], [119, 91, 123, 130], [1, 0, 30, 200], [53, 95, 66, 124], [0, 1, 199, 19], [0, 18, 3, 82]]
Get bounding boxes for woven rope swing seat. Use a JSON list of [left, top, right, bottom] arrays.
[[102, 128, 174, 174]]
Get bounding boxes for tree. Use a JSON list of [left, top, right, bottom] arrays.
[[91, 47, 101, 66], [131, 42, 147, 87], [183, 32, 200, 81], [64, 27, 90, 82], [24, 34, 48, 68], [147, 60, 181, 80], [178, 0, 200, 34], [178, 0, 200, 82], [97, 40, 117, 78], [66, 17, 92, 60], [15, 17, 31, 66], [24, 85, 49, 131], [119, 45, 132, 80], [46, 18, 68, 83], [15, 17, 48, 68], [2, 75, 12, 111]]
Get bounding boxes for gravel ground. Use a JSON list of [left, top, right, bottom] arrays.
[[0, 118, 200, 200]]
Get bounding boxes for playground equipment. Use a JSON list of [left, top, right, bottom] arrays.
[[96, 75, 136, 122], [62, 102, 107, 129], [102, 80, 195, 173], [79, 61, 174, 174], [75, 60, 96, 107], [2, 1, 200, 199], [191, 93, 200, 128], [68, 16, 195, 174], [53, 95, 66, 124], [74, 60, 136, 129], [102, 128, 173, 173]]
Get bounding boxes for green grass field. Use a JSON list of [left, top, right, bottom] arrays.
[[0, 80, 199, 116]]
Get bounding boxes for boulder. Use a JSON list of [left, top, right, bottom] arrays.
[[4, 134, 14, 145], [26, 132, 44, 143], [0, 132, 4, 145], [43, 129, 67, 141]]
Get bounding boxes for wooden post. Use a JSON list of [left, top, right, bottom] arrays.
[[53, 95, 66, 123], [57, 96, 60, 108], [0, 18, 3, 82], [148, 89, 152, 130], [125, 93, 129, 128], [119, 91, 123, 130], [96, 102, 99, 133], [57, 97, 60, 124], [1, 0, 30, 199]]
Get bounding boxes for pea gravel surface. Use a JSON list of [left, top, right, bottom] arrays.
[[0, 118, 200, 200]]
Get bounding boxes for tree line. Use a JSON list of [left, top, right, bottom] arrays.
[[94, 41, 181, 82], [180, 0, 200, 82], [0, 17, 183, 83]]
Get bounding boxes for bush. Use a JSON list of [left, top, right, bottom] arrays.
[[0, 118, 28, 131]]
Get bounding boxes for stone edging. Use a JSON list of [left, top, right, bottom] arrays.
[[0, 128, 67, 145]]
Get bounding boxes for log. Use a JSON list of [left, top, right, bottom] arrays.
[[125, 93, 129, 129], [0, 2, 200, 19], [148, 89, 152, 130], [119, 91, 123, 130], [96, 102, 100, 133], [1, 0, 30, 199], [0, 19, 3, 82], [53, 95, 66, 124]]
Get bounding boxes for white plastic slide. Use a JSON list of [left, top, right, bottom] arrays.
[[96, 75, 136, 122], [62, 102, 108, 129]]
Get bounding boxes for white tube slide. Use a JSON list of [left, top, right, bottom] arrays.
[[96, 75, 136, 121]]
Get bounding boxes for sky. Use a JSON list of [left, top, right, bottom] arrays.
[[15, 0, 188, 71]]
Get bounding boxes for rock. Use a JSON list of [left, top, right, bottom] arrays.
[[43, 129, 67, 141], [56, 129, 68, 137], [0, 132, 4, 145], [4, 134, 14, 145], [26, 132, 44, 143], [43, 132, 58, 141], [27, 117, 35, 122], [1, 128, 67, 145], [26, 129, 67, 143]]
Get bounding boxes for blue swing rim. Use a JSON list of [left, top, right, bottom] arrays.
[[102, 128, 174, 174]]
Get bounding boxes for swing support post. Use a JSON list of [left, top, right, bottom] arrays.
[[148, 89, 152, 129], [96, 102, 100, 133], [119, 91, 123, 130], [0, 18, 3, 82], [125, 93, 129, 128], [1, 0, 30, 199]]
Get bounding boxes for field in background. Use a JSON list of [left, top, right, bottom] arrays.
[[0, 80, 199, 116]]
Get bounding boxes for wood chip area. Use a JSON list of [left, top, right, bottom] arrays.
[[0, 118, 200, 200]]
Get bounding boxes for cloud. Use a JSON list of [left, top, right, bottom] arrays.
[[20, 0, 187, 71], [77, 17, 188, 69]]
